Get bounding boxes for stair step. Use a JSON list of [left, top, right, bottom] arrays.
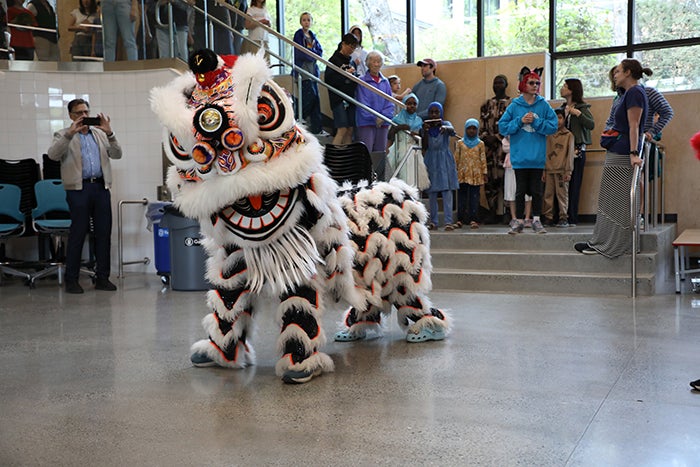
[[424, 223, 676, 297], [432, 268, 655, 296], [430, 249, 656, 274]]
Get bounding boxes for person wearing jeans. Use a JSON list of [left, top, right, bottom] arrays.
[[101, 0, 138, 61]]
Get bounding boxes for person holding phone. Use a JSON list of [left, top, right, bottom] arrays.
[[47, 98, 122, 294]]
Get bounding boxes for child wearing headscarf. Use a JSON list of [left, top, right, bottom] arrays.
[[454, 118, 488, 228], [386, 93, 429, 188], [420, 102, 459, 230]]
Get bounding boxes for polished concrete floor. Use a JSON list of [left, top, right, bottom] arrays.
[[1, 273, 700, 466]]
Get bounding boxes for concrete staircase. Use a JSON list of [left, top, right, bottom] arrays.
[[428, 223, 677, 296]]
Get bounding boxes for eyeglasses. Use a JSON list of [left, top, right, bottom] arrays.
[[528, 81, 541, 86]]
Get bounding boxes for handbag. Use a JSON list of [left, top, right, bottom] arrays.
[[600, 129, 622, 149]]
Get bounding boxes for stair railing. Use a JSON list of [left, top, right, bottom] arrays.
[[390, 137, 423, 182], [212, 1, 405, 128], [630, 146, 646, 298]]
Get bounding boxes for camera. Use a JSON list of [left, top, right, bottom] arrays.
[[82, 117, 101, 126], [424, 119, 442, 128]]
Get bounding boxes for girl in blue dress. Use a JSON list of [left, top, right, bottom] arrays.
[[421, 102, 459, 230]]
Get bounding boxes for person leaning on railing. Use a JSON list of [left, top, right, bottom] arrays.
[[324, 33, 360, 145], [574, 59, 648, 257]]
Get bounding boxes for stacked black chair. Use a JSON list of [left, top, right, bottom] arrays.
[[323, 142, 375, 185], [0, 158, 40, 227], [41, 153, 62, 180]]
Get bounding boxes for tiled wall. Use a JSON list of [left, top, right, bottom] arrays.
[[0, 67, 180, 276]]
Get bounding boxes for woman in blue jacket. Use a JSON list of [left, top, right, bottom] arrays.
[[293, 12, 324, 135], [355, 51, 395, 153]]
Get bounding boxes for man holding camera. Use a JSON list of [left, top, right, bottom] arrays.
[[47, 98, 122, 294]]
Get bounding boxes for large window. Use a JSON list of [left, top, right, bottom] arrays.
[[348, 0, 408, 65], [635, 45, 700, 92], [485, 0, 549, 56], [556, 53, 624, 98], [282, 0, 341, 72], [414, 0, 477, 61], [635, 0, 700, 43], [555, 0, 623, 51]]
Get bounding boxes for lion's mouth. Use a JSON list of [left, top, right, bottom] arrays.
[[216, 187, 301, 241]]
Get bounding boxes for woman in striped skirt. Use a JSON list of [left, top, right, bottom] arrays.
[[575, 59, 648, 258]]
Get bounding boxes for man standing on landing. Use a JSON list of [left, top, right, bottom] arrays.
[[47, 98, 122, 294], [412, 58, 447, 119]]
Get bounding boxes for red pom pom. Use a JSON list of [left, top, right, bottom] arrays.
[[691, 131, 700, 161]]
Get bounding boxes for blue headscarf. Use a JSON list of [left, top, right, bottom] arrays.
[[392, 93, 422, 132], [462, 118, 481, 148], [427, 101, 443, 137]]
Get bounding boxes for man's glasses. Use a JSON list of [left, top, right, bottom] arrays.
[[528, 81, 541, 86]]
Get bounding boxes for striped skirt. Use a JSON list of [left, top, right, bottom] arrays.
[[588, 152, 640, 258]]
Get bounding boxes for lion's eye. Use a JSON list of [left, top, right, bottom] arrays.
[[200, 108, 223, 132]]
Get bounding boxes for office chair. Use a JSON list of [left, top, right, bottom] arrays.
[[323, 142, 375, 185], [29, 180, 72, 287], [0, 183, 32, 284]]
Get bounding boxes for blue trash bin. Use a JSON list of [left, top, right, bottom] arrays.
[[146, 202, 172, 284], [153, 224, 171, 279]]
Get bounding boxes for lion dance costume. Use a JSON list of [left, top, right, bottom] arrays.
[[150, 49, 449, 384]]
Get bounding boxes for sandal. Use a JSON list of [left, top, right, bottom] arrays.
[[444, 224, 455, 231], [470, 221, 479, 229], [453, 221, 463, 228], [427, 222, 437, 231]]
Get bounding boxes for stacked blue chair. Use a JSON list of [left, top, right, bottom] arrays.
[[29, 180, 72, 287], [0, 184, 32, 284]]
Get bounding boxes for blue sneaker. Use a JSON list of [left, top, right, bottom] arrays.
[[406, 328, 446, 343], [190, 350, 217, 367], [334, 330, 365, 342]]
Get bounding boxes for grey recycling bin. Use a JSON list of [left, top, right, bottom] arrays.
[[159, 206, 210, 291]]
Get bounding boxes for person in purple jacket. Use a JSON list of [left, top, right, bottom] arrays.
[[355, 51, 395, 152]]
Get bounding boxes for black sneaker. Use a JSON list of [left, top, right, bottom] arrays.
[[65, 281, 84, 294], [690, 379, 700, 391], [574, 242, 590, 253], [95, 278, 117, 291], [282, 368, 322, 384]]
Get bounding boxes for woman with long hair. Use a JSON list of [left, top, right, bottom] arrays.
[[560, 78, 594, 226], [575, 59, 649, 257]]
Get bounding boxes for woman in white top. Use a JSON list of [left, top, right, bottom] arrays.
[[68, 0, 100, 60], [242, 0, 271, 61], [348, 24, 368, 77]]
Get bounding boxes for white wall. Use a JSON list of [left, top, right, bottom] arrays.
[[0, 67, 180, 277]]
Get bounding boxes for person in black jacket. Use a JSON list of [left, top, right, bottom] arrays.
[[324, 33, 359, 145]]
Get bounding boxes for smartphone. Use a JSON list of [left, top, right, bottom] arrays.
[[82, 117, 101, 126], [424, 119, 442, 127]]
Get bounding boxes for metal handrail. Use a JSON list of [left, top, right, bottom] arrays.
[[180, 0, 399, 129], [215, 0, 405, 111], [6, 23, 58, 34], [391, 137, 422, 180], [154, 0, 177, 59], [118, 199, 150, 278], [630, 151, 645, 298]]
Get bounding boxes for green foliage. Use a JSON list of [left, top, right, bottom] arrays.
[[281, 0, 343, 70], [276, 0, 700, 93]]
